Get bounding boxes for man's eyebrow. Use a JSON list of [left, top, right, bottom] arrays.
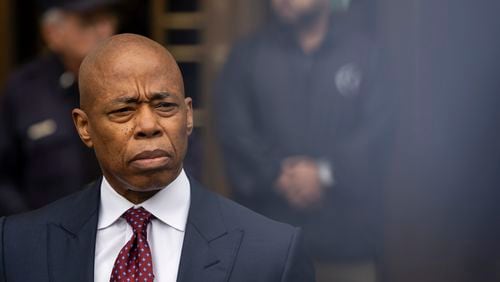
[[150, 92, 172, 100], [111, 96, 138, 104], [110, 92, 173, 104]]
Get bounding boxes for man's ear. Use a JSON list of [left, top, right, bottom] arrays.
[[72, 108, 93, 148], [184, 97, 194, 135]]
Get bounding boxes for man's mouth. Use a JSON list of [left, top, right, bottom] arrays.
[[130, 149, 171, 170]]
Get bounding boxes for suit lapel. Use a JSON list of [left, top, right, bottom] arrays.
[[46, 180, 101, 282], [177, 180, 243, 282]]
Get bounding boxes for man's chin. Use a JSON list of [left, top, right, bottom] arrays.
[[125, 169, 181, 191], [125, 179, 168, 192]]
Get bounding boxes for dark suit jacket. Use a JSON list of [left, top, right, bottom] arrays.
[[0, 178, 315, 282]]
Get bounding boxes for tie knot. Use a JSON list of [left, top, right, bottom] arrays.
[[122, 207, 153, 232]]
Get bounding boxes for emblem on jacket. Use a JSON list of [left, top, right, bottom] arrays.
[[27, 119, 57, 140], [335, 63, 362, 97], [59, 71, 76, 89]]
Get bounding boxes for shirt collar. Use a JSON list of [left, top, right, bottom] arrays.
[[98, 169, 191, 232]]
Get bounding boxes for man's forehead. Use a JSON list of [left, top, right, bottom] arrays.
[[79, 34, 184, 108], [96, 49, 166, 74], [96, 82, 183, 103], [96, 65, 183, 91]]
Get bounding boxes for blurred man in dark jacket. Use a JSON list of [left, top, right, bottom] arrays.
[[214, 0, 396, 280], [0, 0, 119, 215]]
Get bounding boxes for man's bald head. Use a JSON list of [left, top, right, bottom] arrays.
[[78, 33, 184, 111]]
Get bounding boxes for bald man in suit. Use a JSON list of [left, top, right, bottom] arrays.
[[0, 34, 315, 282]]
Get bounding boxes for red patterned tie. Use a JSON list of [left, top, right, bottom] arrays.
[[110, 207, 155, 282]]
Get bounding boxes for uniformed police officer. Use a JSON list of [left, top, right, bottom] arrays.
[[0, 0, 119, 215]]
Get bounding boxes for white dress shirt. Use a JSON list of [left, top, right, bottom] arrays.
[[94, 170, 191, 282]]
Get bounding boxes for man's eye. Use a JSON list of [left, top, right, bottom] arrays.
[[110, 107, 133, 115], [156, 102, 177, 111]]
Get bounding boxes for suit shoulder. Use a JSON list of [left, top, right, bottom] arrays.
[[203, 191, 315, 281], [213, 191, 298, 236]]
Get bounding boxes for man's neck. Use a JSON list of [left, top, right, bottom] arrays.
[[296, 10, 331, 54]]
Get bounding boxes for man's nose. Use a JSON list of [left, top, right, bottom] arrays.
[[134, 107, 162, 139]]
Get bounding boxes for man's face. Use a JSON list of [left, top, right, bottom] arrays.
[[271, 0, 327, 25], [77, 50, 193, 192], [44, 10, 117, 64]]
